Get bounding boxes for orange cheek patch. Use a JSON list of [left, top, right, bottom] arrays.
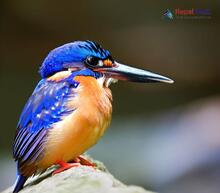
[[103, 59, 113, 67]]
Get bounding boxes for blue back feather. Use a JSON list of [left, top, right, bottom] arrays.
[[13, 76, 78, 165]]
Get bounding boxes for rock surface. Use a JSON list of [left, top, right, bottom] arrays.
[[2, 159, 154, 193]]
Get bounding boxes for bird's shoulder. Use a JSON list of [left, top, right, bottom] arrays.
[[18, 77, 78, 132]]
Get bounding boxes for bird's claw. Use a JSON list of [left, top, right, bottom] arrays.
[[73, 155, 96, 167], [52, 156, 96, 175], [52, 161, 81, 175]]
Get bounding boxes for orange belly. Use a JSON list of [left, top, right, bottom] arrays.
[[38, 76, 112, 169]]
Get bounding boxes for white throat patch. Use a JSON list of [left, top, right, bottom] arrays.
[[97, 77, 118, 87]]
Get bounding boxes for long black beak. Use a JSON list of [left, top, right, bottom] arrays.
[[97, 62, 174, 83]]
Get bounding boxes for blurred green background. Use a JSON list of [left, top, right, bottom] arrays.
[[0, 1, 220, 193]]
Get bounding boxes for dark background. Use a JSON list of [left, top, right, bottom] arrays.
[[0, 1, 220, 193]]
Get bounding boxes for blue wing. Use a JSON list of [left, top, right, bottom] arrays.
[[13, 78, 78, 168]]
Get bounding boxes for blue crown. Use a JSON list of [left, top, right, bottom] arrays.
[[40, 41, 111, 78]]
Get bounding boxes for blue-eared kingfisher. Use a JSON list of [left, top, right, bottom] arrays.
[[12, 40, 173, 193]]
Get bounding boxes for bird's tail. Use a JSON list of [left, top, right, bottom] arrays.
[[13, 174, 27, 193]]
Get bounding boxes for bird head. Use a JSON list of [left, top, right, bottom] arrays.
[[40, 40, 173, 85]]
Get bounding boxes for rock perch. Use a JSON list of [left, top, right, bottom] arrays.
[[2, 158, 154, 193]]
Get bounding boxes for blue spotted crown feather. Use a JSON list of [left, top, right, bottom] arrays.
[[40, 40, 111, 78]]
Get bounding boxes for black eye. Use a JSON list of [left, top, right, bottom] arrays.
[[85, 56, 99, 66]]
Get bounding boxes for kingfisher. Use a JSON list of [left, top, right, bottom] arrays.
[[12, 40, 173, 193]]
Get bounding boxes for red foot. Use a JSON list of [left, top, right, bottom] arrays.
[[53, 161, 81, 175], [76, 155, 96, 167]]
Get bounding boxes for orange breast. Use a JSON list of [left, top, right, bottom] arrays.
[[38, 76, 112, 168]]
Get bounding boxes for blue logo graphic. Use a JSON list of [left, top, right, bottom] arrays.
[[163, 9, 174, 19]]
